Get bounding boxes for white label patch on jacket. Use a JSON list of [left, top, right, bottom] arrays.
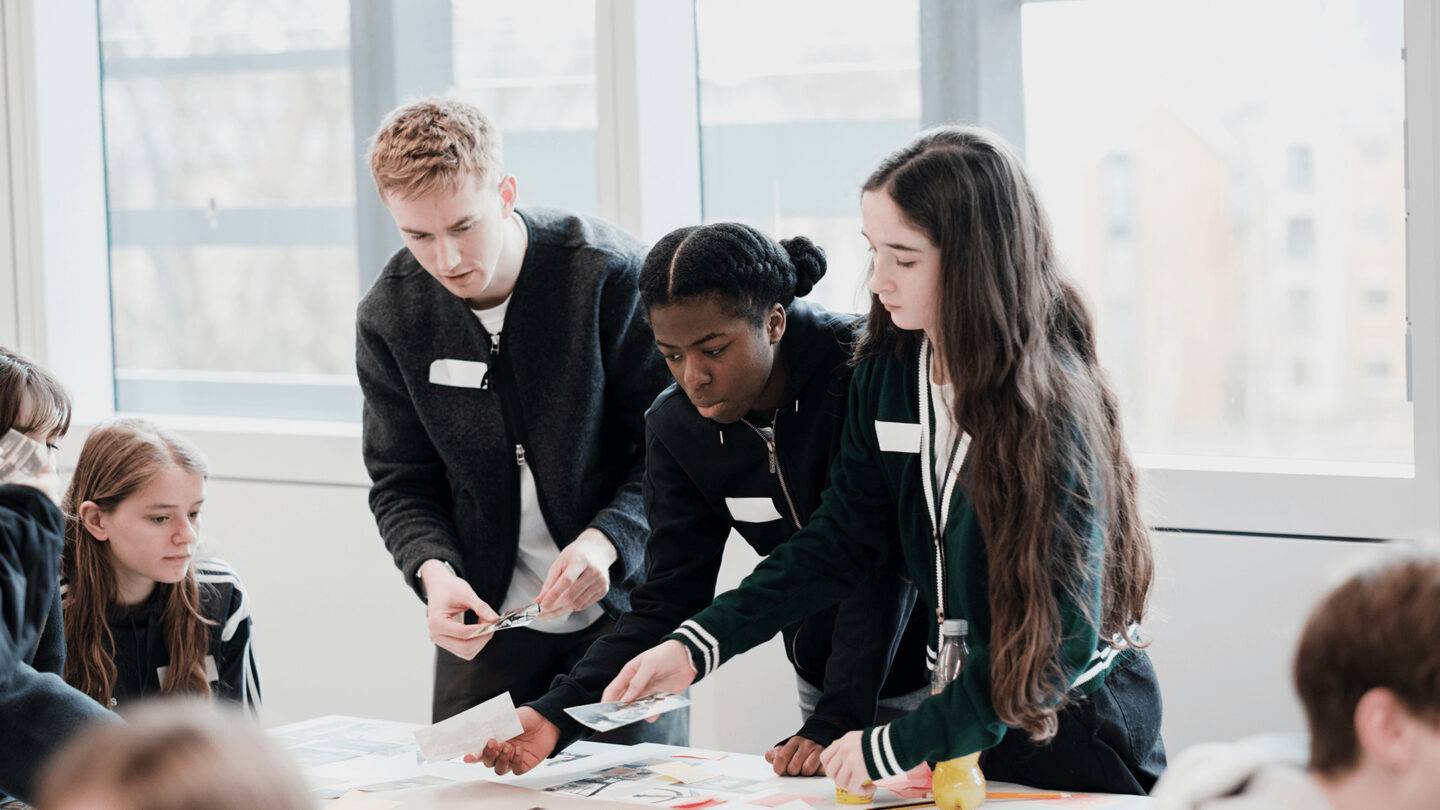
[[429, 358, 488, 388], [158, 655, 219, 687], [726, 497, 784, 523], [874, 420, 922, 453]]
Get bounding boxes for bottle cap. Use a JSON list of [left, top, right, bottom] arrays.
[[941, 618, 968, 636]]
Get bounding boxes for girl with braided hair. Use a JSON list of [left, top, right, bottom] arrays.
[[474, 222, 930, 778]]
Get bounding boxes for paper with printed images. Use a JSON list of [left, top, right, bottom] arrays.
[[0, 429, 49, 482], [466, 601, 542, 638], [412, 692, 524, 762], [563, 692, 691, 732]]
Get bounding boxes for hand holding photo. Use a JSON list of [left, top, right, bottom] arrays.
[[465, 601, 542, 639], [563, 692, 691, 732], [413, 692, 523, 762]]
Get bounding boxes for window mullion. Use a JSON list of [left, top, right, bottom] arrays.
[[1405, 0, 1440, 544], [29, 0, 114, 422], [349, 0, 452, 293], [921, 0, 1026, 154], [595, 0, 702, 242]]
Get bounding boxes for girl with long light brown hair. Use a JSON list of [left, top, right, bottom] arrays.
[[62, 418, 259, 711], [607, 126, 1164, 796]]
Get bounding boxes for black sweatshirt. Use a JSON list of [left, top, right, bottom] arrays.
[[357, 208, 669, 611], [0, 485, 110, 804], [529, 301, 930, 749], [58, 558, 260, 712]]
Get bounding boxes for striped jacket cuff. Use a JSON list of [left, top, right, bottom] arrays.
[[665, 619, 721, 680], [860, 723, 909, 782], [1071, 625, 1139, 691]]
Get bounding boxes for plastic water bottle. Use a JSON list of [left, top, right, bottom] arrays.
[[931, 619, 987, 810]]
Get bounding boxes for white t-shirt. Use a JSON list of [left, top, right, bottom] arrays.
[[929, 374, 964, 488], [473, 298, 603, 634]]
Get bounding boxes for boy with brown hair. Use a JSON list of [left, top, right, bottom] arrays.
[[356, 98, 679, 742], [1155, 555, 1440, 809]]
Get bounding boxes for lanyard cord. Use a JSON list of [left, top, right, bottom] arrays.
[[918, 338, 969, 624]]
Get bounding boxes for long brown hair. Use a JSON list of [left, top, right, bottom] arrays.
[[0, 345, 71, 440], [62, 418, 213, 705], [859, 126, 1152, 741]]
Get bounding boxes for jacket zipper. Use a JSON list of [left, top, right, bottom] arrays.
[[485, 328, 572, 582], [740, 414, 802, 531]]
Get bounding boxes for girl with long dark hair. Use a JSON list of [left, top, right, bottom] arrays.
[[605, 127, 1165, 795]]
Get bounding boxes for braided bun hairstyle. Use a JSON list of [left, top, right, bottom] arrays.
[[639, 222, 826, 325]]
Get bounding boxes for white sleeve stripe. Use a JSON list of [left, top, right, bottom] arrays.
[[676, 620, 719, 677], [682, 619, 721, 656], [868, 728, 887, 778], [880, 724, 904, 776], [222, 590, 250, 642], [867, 724, 903, 779], [672, 626, 713, 677], [1072, 647, 1122, 689], [242, 637, 260, 712]]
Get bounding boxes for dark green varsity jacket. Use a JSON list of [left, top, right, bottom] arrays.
[[664, 342, 1128, 781]]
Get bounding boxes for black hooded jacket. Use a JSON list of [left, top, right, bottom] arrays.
[[529, 301, 930, 749], [0, 485, 110, 803], [59, 558, 260, 712]]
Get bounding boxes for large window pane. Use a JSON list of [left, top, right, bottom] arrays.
[[452, 1, 598, 214], [697, 0, 920, 315], [1022, 0, 1409, 464], [100, 0, 358, 421], [99, 1, 599, 421]]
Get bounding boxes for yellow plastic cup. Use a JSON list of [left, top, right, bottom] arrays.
[[932, 753, 986, 810], [835, 781, 875, 804]]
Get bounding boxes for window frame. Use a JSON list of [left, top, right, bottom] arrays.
[[984, 0, 1430, 541], [9, 0, 1436, 542]]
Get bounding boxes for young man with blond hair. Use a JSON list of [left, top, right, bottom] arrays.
[[355, 98, 680, 744], [1154, 555, 1440, 809]]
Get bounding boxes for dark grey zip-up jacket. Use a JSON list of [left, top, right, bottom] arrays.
[[0, 484, 111, 804], [357, 208, 669, 613]]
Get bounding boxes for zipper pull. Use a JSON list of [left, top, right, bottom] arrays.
[[490, 336, 500, 357], [755, 425, 778, 474], [515, 444, 526, 467]]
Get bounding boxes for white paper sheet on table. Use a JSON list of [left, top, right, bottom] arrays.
[[272, 720, 1152, 808], [413, 692, 525, 762], [328, 790, 402, 809]]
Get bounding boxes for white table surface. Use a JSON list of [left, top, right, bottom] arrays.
[[270, 715, 1154, 809]]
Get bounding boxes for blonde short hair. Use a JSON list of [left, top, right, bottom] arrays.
[[37, 700, 311, 810], [367, 96, 503, 200]]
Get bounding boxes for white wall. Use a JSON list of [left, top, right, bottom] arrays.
[[1144, 532, 1387, 751], [194, 472, 1390, 758], [199, 478, 433, 726]]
